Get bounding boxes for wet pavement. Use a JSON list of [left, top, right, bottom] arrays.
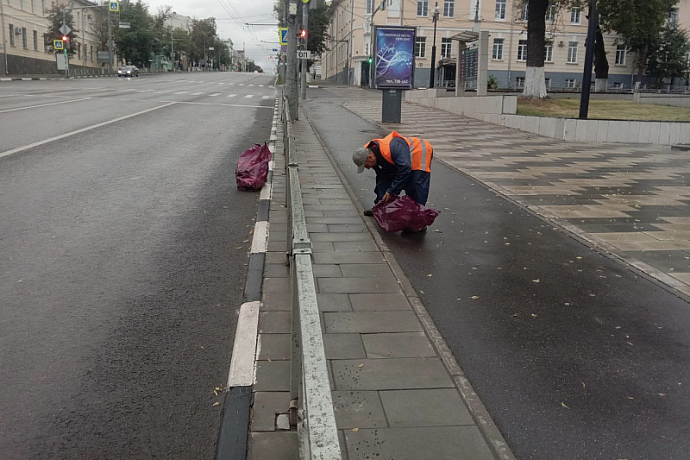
[[302, 85, 690, 460]]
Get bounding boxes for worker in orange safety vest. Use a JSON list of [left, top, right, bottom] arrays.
[[352, 131, 433, 216]]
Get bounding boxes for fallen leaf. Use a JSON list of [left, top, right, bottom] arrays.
[[427, 274, 433, 277], [561, 402, 570, 409], [576, 256, 583, 260], [531, 313, 538, 318], [357, 363, 364, 368], [471, 296, 479, 300], [659, 393, 666, 397], [627, 396, 634, 400], [581, 382, 586, 389], [351, 428, 359, 432], [213, 402, 220, 407], [532, 279, 540, 283]]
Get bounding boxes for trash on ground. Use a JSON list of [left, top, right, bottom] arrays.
[[372, 195, 440, 233], [236, 143, 271, 191]]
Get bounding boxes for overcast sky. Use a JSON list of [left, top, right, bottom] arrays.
[[142, 0, 280, 72]]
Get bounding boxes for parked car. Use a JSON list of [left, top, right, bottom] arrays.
[[117, 66, 139, 77]]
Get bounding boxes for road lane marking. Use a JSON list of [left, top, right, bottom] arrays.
[[228, 83, 235, 85], [174, 91, 188, 94], [209, 93, 221, 97], [159, 100, 272, 109], [262, 95, 271, 100], [244, 94, 254, 99], [0, 97, 91, 114], [227, 94, 237, 98], [238, 83, 244, 86], [0, 102, 176, 160], [191, 92, 204, 95]]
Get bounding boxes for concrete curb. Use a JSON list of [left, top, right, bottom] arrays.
[[303, 105, 517, 460], [215, 96, 280, 460]]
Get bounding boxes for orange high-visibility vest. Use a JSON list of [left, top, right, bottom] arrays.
[[366, 131, 433, 173]]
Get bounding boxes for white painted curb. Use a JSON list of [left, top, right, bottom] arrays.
[[226, 301, 261, 387]]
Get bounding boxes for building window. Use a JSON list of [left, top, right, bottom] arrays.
[[415, 36, 426, 57], [492, 38, 504, 59], [33, 30, 37, 50], [546, 4, 557, 22], [366, 0, 374, 15], [19, 0, 23, 9], [668, 8, 679, 28], [470, 0, 482, 21], [30, 0, 34, 12], [417, 0, 428, 16], [9, 24, 14, 46], [570, 7, 581, 24], [441, 38, 452, 58], [495, 0, 506, 19], [565, 78, 576, 88], [615, 45, 626, 65], [544, 43, 553, 62], [567, 41, 578, 63], [520, 4, 528, 21], [22, 27, 27, 49], [517, 39, 527, 61], [516, 76, 524, 88], [444, 0, 454, 17]]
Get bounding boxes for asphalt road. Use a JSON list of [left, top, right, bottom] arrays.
[[305, 88, 690, 460], [0, 73, 275, 459]]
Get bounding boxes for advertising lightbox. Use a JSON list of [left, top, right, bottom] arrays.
[[374, 26, 416, 90]]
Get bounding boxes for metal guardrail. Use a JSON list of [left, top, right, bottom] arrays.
[[282, 96, 342, 460]]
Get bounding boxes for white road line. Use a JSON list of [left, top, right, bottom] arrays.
[[191, 92, 204, 95], [159, 100, 272, 109], [228, 83, 235, 85], [174, 91, 188, 94], [0, 97, 91, 114], [0, 102, 176, 160], [138, 89, 154, 92], [226, 301, 260, 387], [238, 83, 244, 86], [219, 83, 225, 85], [251, 221, 269, 254], [227, 94, 238, 98], [249, 84, 254, 87], [259, 84, 264, 87], [244, 94, 254, 99], [261, 95, 271, 100], [209, 93, 221, 97]]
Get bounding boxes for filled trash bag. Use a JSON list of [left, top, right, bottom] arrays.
[[372, 195, 440, 233], [236, 143, 271, 191]]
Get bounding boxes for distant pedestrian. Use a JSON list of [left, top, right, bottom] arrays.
[[352, 131, 433, 216]]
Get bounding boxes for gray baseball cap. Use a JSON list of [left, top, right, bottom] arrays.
[[352, 147, 370, 173]]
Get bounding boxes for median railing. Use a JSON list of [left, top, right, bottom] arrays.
[[281, 95, 342, 460]]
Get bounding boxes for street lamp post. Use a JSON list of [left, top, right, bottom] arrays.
[[429, 2, 440, 88]]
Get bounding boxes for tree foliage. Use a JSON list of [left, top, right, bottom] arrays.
[[114, 1, 156, 67], [647, 26, 690, 85], [275, 0, 331, 57]]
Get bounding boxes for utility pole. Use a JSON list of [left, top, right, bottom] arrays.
[[286, 0, 298, 119], [107, 8, 113, 73], [300, 0, 309, 99]]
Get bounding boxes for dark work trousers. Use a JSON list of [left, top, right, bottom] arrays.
[[374, 170, 431, 206]]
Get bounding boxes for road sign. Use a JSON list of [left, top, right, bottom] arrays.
[[279, 27, 288, 46], [297, 50, 311, 59], [59, 24, 71, 36], [109, 1, 119, 12], [118, 22, 130, 29], [302, 0, 310, 4], [53, 39, 64, 50], [56, 53, 67, 70]]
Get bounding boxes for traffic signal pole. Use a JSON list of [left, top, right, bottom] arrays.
[[300, 2, 309, 99], [286, 0, 298, 119]]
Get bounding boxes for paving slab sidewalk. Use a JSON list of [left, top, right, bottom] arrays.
[[245, 106, 506, 459]]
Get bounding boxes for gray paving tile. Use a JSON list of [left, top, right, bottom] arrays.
[[324, 333, 366, 359], [263, 278, 290, 293], [259, 311, 291, 334], [265, 251, 288, 265], [318, 277, 400, 294], [380, 389, 475, 426], [311, 232, 372, 242], [350, 293, 411, 311], [258, 333, 291, 360], [333, 241, 379, 252], [329, 224, 367, 232], [307, 223, 330, 232], [332, 358, 453, 390], [313, 242, 336, 252], [317, 293, 352, 312], [324, 311, 422, 333], [262, 292, 291, 311], [332, 391, 388, 429], [254, 361, 291, 392], [362, 332, 435, 358], [251, 392, 290, 432], [249, 431, 298, 460], [267, 240, 288, 252], [344, 426, 494, 460], [314, 252, 386, 264], [308, 217, 364, 225], [263, 263, 290, 278], [312, 264, 342, 278], [339, 264, 393, 278]]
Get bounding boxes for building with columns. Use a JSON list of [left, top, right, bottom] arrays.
[[322, 0, 690, 90]]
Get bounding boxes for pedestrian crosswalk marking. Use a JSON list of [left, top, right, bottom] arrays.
[[244, 94, 254, 99], [209, 93, 221, 97], [259, 84, 264, 87], [191, 92, 203, 95], [174, 91, 188, 94], [249, 84, 254, 87], [228, 83, 235, 85], [238, 84, 244, 86], [227, 94, 238, 98], [262, 96, 271, 99]]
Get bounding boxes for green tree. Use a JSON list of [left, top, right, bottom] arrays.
[[44, 4, 79, 57], [115, 1, 155, 67], [190, 18, 218, 68], [647, 26, 690, 87]]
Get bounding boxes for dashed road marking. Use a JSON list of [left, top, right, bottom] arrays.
[[244, 94, 254, 99], [227, 94, 238, 98]]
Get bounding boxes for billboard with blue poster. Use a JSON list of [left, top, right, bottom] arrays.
[[374, 26, 415, 90]]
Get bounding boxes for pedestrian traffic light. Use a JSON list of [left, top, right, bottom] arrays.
[[299, 29, 306, 39], [62, 35, 69, 42], [367, 56, 373, 64]]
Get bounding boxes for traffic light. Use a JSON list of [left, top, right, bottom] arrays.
[[367, 56, 373, 64], [62, 35, 69, 42], [299, 29, 306, 39]]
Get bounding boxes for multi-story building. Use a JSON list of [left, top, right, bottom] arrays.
[[166, 12, 193, 31], [323, 0, 690, 89], [1, 0, 109, 75]]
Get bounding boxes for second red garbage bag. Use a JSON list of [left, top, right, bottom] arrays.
[[236, 143, 272, 191], [372, 195, 440, 232]]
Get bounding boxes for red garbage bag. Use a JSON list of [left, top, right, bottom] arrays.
[[372, 195, 440, 232], [236, 143, 271, 191]]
